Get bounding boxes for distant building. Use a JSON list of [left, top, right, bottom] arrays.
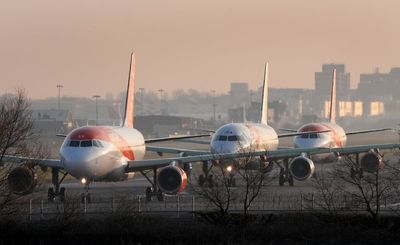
[[315, 64, 350, 98], [230, 82, 249, 108], [31, 109, 73, 136], [358, 67, 400, 100], [134, 115, 204, 137]]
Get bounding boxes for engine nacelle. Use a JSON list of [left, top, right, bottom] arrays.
[[7, 166, 37, 195], [289, 156, 315, 181], [157, 165, 187, 194], [361, 152, 384, 173]]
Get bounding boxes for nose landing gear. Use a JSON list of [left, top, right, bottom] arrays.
[[80, 180, 91, 204]]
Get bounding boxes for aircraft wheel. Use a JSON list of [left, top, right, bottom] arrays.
[[207, 174, 214, 187], [288, 174, 294, 186], [86, 193, 91, 203], [145, 187, 153, 202], [59, 187, 66, 203], [198, 174, 205, 187], [48, 187, 55, 202], [80, 193, 91, 203], [279, 173, 285, 186], [157, 191, 165, 202]]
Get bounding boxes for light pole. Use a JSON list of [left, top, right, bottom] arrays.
[[93, 95, 101, 125], [158, 89, 164, 115], [56, 84, 63, 111]]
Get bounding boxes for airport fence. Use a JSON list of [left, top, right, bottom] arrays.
[[3, 192, 400, 221]]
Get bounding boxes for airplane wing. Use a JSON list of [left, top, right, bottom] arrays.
[[345, 128, 392, 136], [146, 146, 210, 156], [126, 143, 400, 172], [144, 133, 210, 144], [277, 129, 331, 138], [126, 147, 329, 172], [175, 139, 211, 145], [1, 155, 63, 169]]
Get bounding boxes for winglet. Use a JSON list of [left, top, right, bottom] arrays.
[[329, 68, 336, 123], [260, 62, 269, 125], [122, 52, 135, 128]]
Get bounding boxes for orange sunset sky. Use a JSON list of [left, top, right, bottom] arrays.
[[0, 0, 399, 98]]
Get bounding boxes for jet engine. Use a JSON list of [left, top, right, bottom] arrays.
[[289, 156, 315, 181], [361, 152, 384, 173], [7, 166, 37, 195], [157, 165, 187, 194]]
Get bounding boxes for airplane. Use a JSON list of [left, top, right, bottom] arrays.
[[146, 65, 398, 188], [2, 53, 212, 202], [146, 63, 332, 186], [3, 58, 398, 203], [277, 68, 393, 186]]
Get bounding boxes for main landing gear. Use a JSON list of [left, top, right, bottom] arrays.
[[345, 154, 364, 179], [198, 161, 214, 187], [47, 168, 68, 202], [278, 159, 294, 186], [141, 169, 165, 202]]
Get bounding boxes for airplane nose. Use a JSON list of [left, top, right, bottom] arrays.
[[294, 138, 326, 148], [61, 151, 95, 178], [211, 142, 242, 154]]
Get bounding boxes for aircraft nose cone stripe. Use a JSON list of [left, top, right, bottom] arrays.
[[67, 126, 135, 160], [298, 123, 343, 148]]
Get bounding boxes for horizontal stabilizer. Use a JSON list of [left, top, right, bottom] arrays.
[[145, 134, 210, 144]]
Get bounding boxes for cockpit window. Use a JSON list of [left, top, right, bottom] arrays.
[[69, 141, 80, 147], [218, 135, 228, 141], [300, 133, 319, 139], [80, 140, 92, 147], [92, 140, 102, 147], [228, 136, 238, 141]]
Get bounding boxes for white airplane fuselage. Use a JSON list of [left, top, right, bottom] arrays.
[[293, 122, 347, 162], [60, 126, 145, 182], [210, 123, 279, 154]]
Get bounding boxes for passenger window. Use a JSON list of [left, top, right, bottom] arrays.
[[310, 133, 318, 139], [81, 140, 92, 147], [301, 134, 308, 139], [228, 136, 238, 141], [218, 135, 227, 141], [69, 141, 80, 147]]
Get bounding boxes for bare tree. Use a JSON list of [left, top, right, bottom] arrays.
[[191, 164, 237, 218], [0, 89, 34, 161], [234, 151, 275, 220], [192, 147, 275, 222], [0, 89, 46, 216], [311, 153, 400, 224]]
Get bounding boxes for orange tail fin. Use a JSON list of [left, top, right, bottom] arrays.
[[122, 52, 135, 128]]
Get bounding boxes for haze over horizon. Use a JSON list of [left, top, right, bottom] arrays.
[[1, 0, 399, 99]]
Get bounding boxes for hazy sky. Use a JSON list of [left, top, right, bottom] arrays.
[[1, 0, 400, 98]]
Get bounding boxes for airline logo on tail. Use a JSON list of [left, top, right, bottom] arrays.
[[122, 53, 136, 128]]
